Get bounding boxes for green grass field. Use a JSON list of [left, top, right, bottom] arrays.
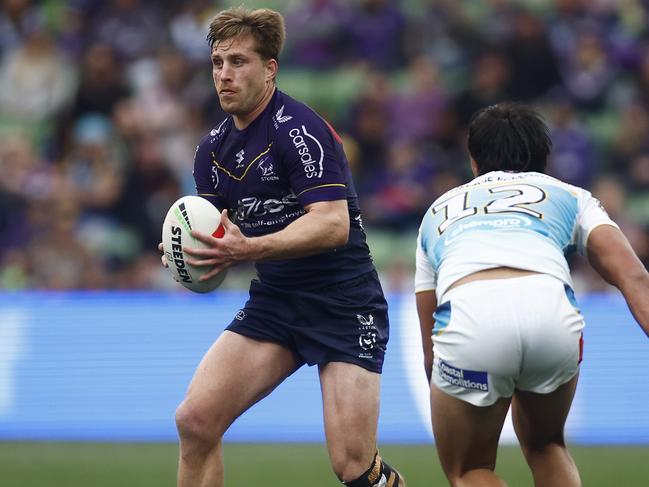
[[3, 442, 648, 486]]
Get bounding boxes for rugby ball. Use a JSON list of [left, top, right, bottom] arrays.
[[161, 195, 227, 293]]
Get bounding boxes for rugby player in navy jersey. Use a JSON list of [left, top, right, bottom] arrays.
[[160, 7, 405, 487]]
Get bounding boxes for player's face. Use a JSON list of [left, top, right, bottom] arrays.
[[211, 35, 275, 119]]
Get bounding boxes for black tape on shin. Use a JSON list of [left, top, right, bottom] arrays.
[[343, 452, 401, 487]]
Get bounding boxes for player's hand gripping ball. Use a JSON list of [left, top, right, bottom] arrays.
[[161, 196, 227, 293]]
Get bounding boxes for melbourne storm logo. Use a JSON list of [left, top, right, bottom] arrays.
[[359, 331, 377, 351], [257, 155, 278, 181], [357, 314, 377, 352]]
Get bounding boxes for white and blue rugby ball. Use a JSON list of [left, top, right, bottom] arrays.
[[161, 195, 227, 293]]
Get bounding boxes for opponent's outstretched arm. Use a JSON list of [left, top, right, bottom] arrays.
[[587, 224, 649, 337]]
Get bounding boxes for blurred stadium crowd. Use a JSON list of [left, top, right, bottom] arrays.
[[2, 0, 649, 292]]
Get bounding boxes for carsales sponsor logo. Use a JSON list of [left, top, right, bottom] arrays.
[[289, 126, 324, 179]]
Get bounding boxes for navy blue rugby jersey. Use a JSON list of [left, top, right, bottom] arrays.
[[193, 89, 375, 288]]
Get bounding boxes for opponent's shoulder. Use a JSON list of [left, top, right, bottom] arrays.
[[518, 172, 595, 204], [467, 171, 584, 196]]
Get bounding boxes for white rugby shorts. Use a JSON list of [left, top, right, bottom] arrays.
[[431, 274, 584, 406]]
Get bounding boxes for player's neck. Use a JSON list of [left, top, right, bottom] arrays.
[[233, 83, 276, 130]]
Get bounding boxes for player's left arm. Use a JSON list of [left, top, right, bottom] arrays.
[[254, 199, 349, 258], [576, 190, 649, 337], [185, 200, 349, 278], [587, 224, 649, 337]]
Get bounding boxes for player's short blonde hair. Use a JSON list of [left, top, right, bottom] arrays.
[[207, 7, 286, 61]]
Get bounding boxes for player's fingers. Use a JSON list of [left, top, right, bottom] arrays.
[[158, 242, 164, 252], [220, 209, 234, 228], [186, 257, 220, 267], [160, 254, 169, 268], [199, 265, 227, 281], [183, 243, 218, 257], [190, 229, 219, 246]]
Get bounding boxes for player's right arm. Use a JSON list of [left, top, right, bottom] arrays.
[[415, 229, 438, 381], [416, 290, 436, 382], [587, 225, 649, 337]]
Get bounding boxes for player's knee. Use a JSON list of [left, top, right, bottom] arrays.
[[520, 431, 567, 456], [338, 451, 403, 487], [175, 400, 223, 444]]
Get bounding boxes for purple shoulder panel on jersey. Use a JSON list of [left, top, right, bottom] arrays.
[[274, 100, 348, 207]]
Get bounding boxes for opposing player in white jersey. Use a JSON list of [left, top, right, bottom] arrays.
[[415, 102, 649, 487]]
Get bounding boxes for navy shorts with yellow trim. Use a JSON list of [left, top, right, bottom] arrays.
[[226, 270, 389, 373]]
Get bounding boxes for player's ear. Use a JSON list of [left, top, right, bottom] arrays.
[[265, 58, 278, 83], [470, 158, 480, 177]]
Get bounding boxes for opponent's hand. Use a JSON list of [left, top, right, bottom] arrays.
[[158, 242, 168, 268], [184, 209, 253, 281]]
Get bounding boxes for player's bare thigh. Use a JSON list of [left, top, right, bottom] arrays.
[[181, 330, 300, 429], [512, 373, 579, 449], [430, 382, 511, 480]]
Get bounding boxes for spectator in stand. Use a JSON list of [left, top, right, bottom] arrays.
[[453, 48, 512, 127], [91, 0, 163, 62], [390, 55, 449, 143], [547, 96, 598, 188], [505, 8, 562, 101], [169, 0, 217, 66], [560, 23, 617, 111], [283, 0, 351, 69], [68, 43, 130, 120], [344, 0, 406, 69], [0, 0, 40, 55], [362, 141, 432, 230], [0, 17, 77, 123], [344, 70, 393, 187], [116, 131, 181, 251]]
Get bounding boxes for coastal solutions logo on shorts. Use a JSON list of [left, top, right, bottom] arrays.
[[438, 360, 488, 391]]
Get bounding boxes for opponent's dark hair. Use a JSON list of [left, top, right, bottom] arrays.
[[467, 102, 551, 175], [207, 7, 285, 62]]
